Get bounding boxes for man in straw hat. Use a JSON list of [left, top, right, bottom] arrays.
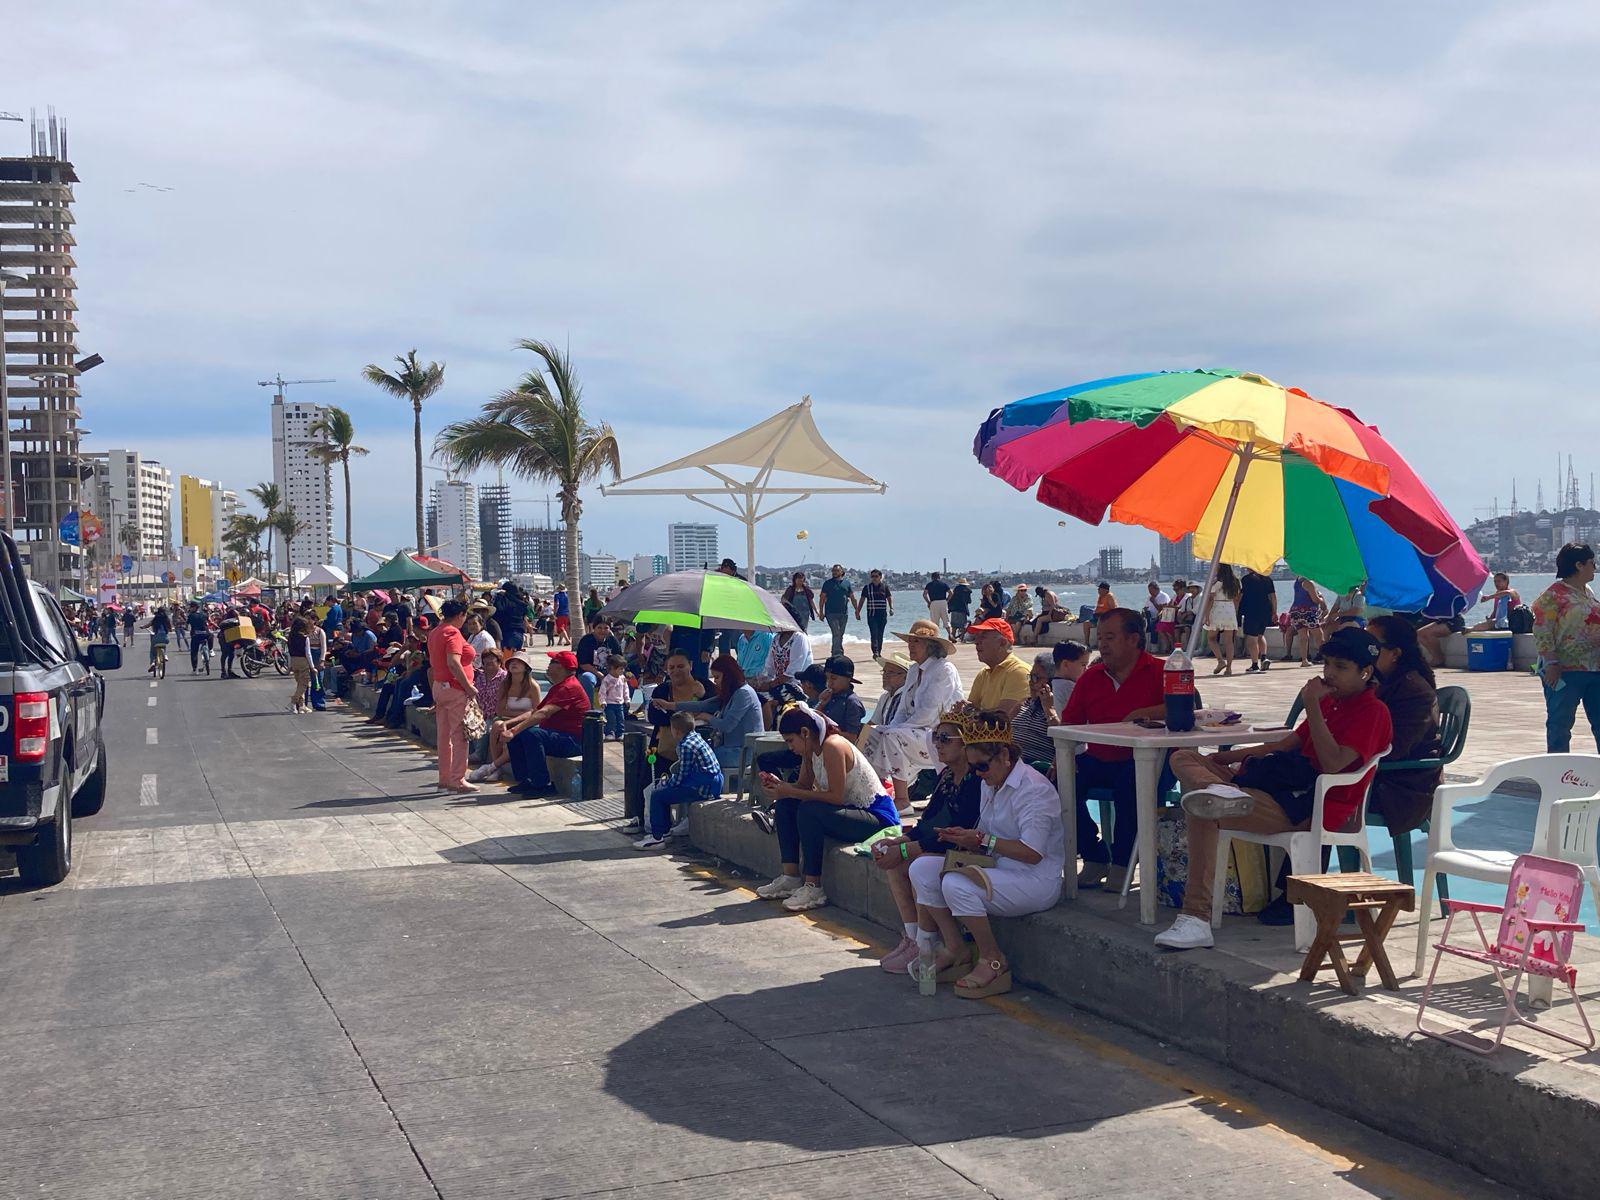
[[861, 619, 964, 814]]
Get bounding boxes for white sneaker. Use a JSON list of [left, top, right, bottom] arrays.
[[667, 816, 691, 839], [755, 874, 803, 900], [1181, 784, 1255, 821], [1154, 914, 1215, 950], [783, 882, 829, 912], [633, 835, 666, 851]]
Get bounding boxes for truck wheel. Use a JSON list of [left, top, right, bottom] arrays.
[[16, 801, 71, 888], [72, 743, 108, 818]]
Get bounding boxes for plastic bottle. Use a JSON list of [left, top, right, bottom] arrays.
[[915, 945, 938, 997], [1163, 646, 1196, 732]]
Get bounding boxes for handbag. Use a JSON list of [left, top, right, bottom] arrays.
[[462, 696, 487, 739], [941, 849, 997, 898]]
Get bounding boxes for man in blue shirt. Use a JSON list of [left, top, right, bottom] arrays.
[[552, 584, 571, 645], [322, 594, 345, 638], [819, 564, 855, 659]]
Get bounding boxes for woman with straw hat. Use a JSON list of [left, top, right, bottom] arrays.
[[861, 619, 963, 813]]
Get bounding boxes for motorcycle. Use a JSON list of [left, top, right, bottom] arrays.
[[238, 632, 291, 678]]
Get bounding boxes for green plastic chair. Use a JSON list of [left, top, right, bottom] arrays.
[[1285, 685, 1470, 893]]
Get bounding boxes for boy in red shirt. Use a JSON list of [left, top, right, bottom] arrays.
[[1155, 626, 1392, 951]]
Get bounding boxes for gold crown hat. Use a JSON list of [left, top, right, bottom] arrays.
[[937, 700, 981, 739], [961, 709, 1015, 746]]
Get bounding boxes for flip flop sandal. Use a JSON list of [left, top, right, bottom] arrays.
[[935, 944, 979, 983], [955, 958, 1012, 999]]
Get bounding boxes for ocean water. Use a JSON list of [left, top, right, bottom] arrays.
[[803, 576, 1546, 652]]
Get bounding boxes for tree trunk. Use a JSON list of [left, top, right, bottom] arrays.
[[413, 399, 425, 554], [342, 453, 354, 579], [564, 494, 584, 641]]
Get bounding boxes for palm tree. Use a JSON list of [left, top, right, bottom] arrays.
[[308, 407, 369, 579], [273, 507, 307, 583], [248, 482, 282, 583], [118, 521, 141, 582], [362, 350, 445, 555], [222, 513, 261, 578], [435, 339, 620, 639]]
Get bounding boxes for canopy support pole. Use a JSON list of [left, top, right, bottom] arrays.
[[1186, 447, 1254, 659]]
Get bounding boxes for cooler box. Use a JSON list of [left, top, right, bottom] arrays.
[[224, 617, 256, 644], [1467, 630, 1512, 671]]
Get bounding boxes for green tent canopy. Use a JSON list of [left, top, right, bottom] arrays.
[[348, 552, 465, 592]]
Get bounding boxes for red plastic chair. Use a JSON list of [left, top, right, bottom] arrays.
[[1415, 853, 1595, 1055]]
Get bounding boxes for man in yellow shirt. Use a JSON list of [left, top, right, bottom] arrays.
[[966, 618, 1030, 719]]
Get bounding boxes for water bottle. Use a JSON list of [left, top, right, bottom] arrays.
[[915, 946, 938, 997], [1163, 646, 1195, 732]]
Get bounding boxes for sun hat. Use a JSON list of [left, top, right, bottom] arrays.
[[881, 650, 913, 673], [893, 618, 956, 655], [964, 617, 1015, 643]]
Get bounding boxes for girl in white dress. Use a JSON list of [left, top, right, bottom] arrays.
[[1205, 564, 1242, 676]]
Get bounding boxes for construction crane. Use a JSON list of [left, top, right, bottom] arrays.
[[0, 113, 22, 123], [257, 374, 334, 402]]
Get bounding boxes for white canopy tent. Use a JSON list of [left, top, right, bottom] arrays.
[[602, 396, 885, 572], [295, 564, 350, 589]]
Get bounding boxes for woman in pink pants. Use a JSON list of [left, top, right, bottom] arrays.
[[427, 599, 479, 794]]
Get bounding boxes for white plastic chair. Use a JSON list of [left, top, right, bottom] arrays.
[[1212, 747, 1390, 953], [1414, 754, 1600, 976]]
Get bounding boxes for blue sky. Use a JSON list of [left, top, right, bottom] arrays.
[[12, 2, 1599, 573]]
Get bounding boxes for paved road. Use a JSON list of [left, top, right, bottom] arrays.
[[0, 641, 1526, 1198]]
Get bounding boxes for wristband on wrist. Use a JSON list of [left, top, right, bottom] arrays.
[[900, 842, 909, 861]]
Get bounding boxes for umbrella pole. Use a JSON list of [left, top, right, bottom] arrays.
[[1185, 447, 1254, 659]]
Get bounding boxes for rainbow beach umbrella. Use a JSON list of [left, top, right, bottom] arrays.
[[975, 369, 1487, 643]]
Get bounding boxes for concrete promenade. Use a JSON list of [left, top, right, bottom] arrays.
[[0, 642, 1529, 1198]]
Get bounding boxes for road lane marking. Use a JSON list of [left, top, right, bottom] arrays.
[[147, 696, 157, 707], [146, 728, 158, 745], [148, 681, 157, 688], [139, 774, 158, 806]]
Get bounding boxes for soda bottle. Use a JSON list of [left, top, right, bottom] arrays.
[[1163, 646, 1195, 732]]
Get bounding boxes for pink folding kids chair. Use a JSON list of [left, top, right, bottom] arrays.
[[1416, 853, 1595, 1055]]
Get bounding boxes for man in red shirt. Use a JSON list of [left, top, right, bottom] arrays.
[[1059, 608, 1167, 891], [1155, 626, 1393, 951], [509, 650, 591, 796]]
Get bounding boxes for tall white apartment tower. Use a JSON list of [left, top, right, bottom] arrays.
[[430, 479, 482, 578], [271, 396, 333, 576], [668, 522, 719, 573]]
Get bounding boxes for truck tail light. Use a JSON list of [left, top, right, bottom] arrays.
[[14, 693, 49, 762]]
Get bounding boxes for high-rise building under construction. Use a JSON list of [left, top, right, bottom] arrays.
[[0, 111, 85, 589]]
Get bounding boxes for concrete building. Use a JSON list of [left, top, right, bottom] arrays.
[[631, 553, 668, 582], [1, 114, 85, 589], [179, 475, 232, 558], [580, 552, 618, 591], [429, 478, 481, 578], [478, 483, 511, 579], [270, 395, 333, 575], [668, 522, 719, 573], [512, 523, 567, 579], [1098, 545, 1124, 579], [83, 450, 172, 562], [1157, 532, 1199, 580]]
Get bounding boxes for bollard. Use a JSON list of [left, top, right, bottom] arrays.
[[581, 709, 605, 801], [622, 729, 648, 824]]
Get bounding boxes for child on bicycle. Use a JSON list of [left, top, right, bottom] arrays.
[[145, 606, 173, 675]]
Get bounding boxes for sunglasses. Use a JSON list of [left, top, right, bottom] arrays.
[[969, 758, 993, 774], [932, 733, 963, 746]]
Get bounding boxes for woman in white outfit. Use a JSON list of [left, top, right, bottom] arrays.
[[862, 619, 963, 811], [907, 708, 1065, 998], [1205, 564, 1242, 676]]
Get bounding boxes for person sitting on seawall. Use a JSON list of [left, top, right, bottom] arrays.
[[751, 627, 811, 727], [906, 708, 1066, 998], [1011, 653, 1063, 768], [646, 651, 708, 777], [872, 703, 984, 974], [1154, 627, 1393, 950], [965, 617, 1030, 720], [507, 649, 591, 797], [1470, 571, 1523, 633], [633, 712, 724, 851], [469, 650, 542, 782], [753, 662, 831, 791], [861, 652, 910, 737], [651, 654, 762, 774], [1050, 641, 1089, 709], [753, 702, 901, 913], [1061, 609, 1167, 893], [862, 620, 963, 815]]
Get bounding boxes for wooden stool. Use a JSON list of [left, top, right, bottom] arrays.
[[1285, 872, 1416, 996]]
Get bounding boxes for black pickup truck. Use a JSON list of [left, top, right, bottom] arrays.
[[0, 533, 120, 886]]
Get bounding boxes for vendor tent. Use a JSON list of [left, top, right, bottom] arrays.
[[297, 564, 349, 588], [602, 395, 885, 572], [411, 554, 471, 583], [348, 551, 465, 592]]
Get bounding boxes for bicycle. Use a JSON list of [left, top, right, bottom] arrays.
[[150, 640, 168, 680], [196, 636, 212, 675]]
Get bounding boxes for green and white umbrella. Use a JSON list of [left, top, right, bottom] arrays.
[[599, 570, 799, 633]]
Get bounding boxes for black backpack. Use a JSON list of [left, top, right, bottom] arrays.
[[1507, 605, 1533, 635]]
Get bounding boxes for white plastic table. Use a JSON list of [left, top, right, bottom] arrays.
[[1050, 721, 1281, 924]]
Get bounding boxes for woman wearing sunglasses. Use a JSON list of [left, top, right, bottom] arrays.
[[905, 709, 1066, 998], [870, 703, 984, 974]]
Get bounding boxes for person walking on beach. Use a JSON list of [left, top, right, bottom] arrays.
[[1205, 565, 1241, 675], [782, 572, 816, 631], [1534, 543, 1600, 753], [856, 568, 894, 660], [948, 577, 972, 641], [820, 564, 854, 658], [923, 571, 951, 636], [1238, 566, 1277, 673]]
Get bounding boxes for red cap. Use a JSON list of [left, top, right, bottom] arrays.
[[964, 617, 1015, 643], [548, 650, 579, 670]]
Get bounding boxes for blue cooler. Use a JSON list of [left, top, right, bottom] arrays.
[[1467, 631, 1512, 671]]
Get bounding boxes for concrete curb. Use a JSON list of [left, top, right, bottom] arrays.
[[688, 798, 1600, 1200]]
